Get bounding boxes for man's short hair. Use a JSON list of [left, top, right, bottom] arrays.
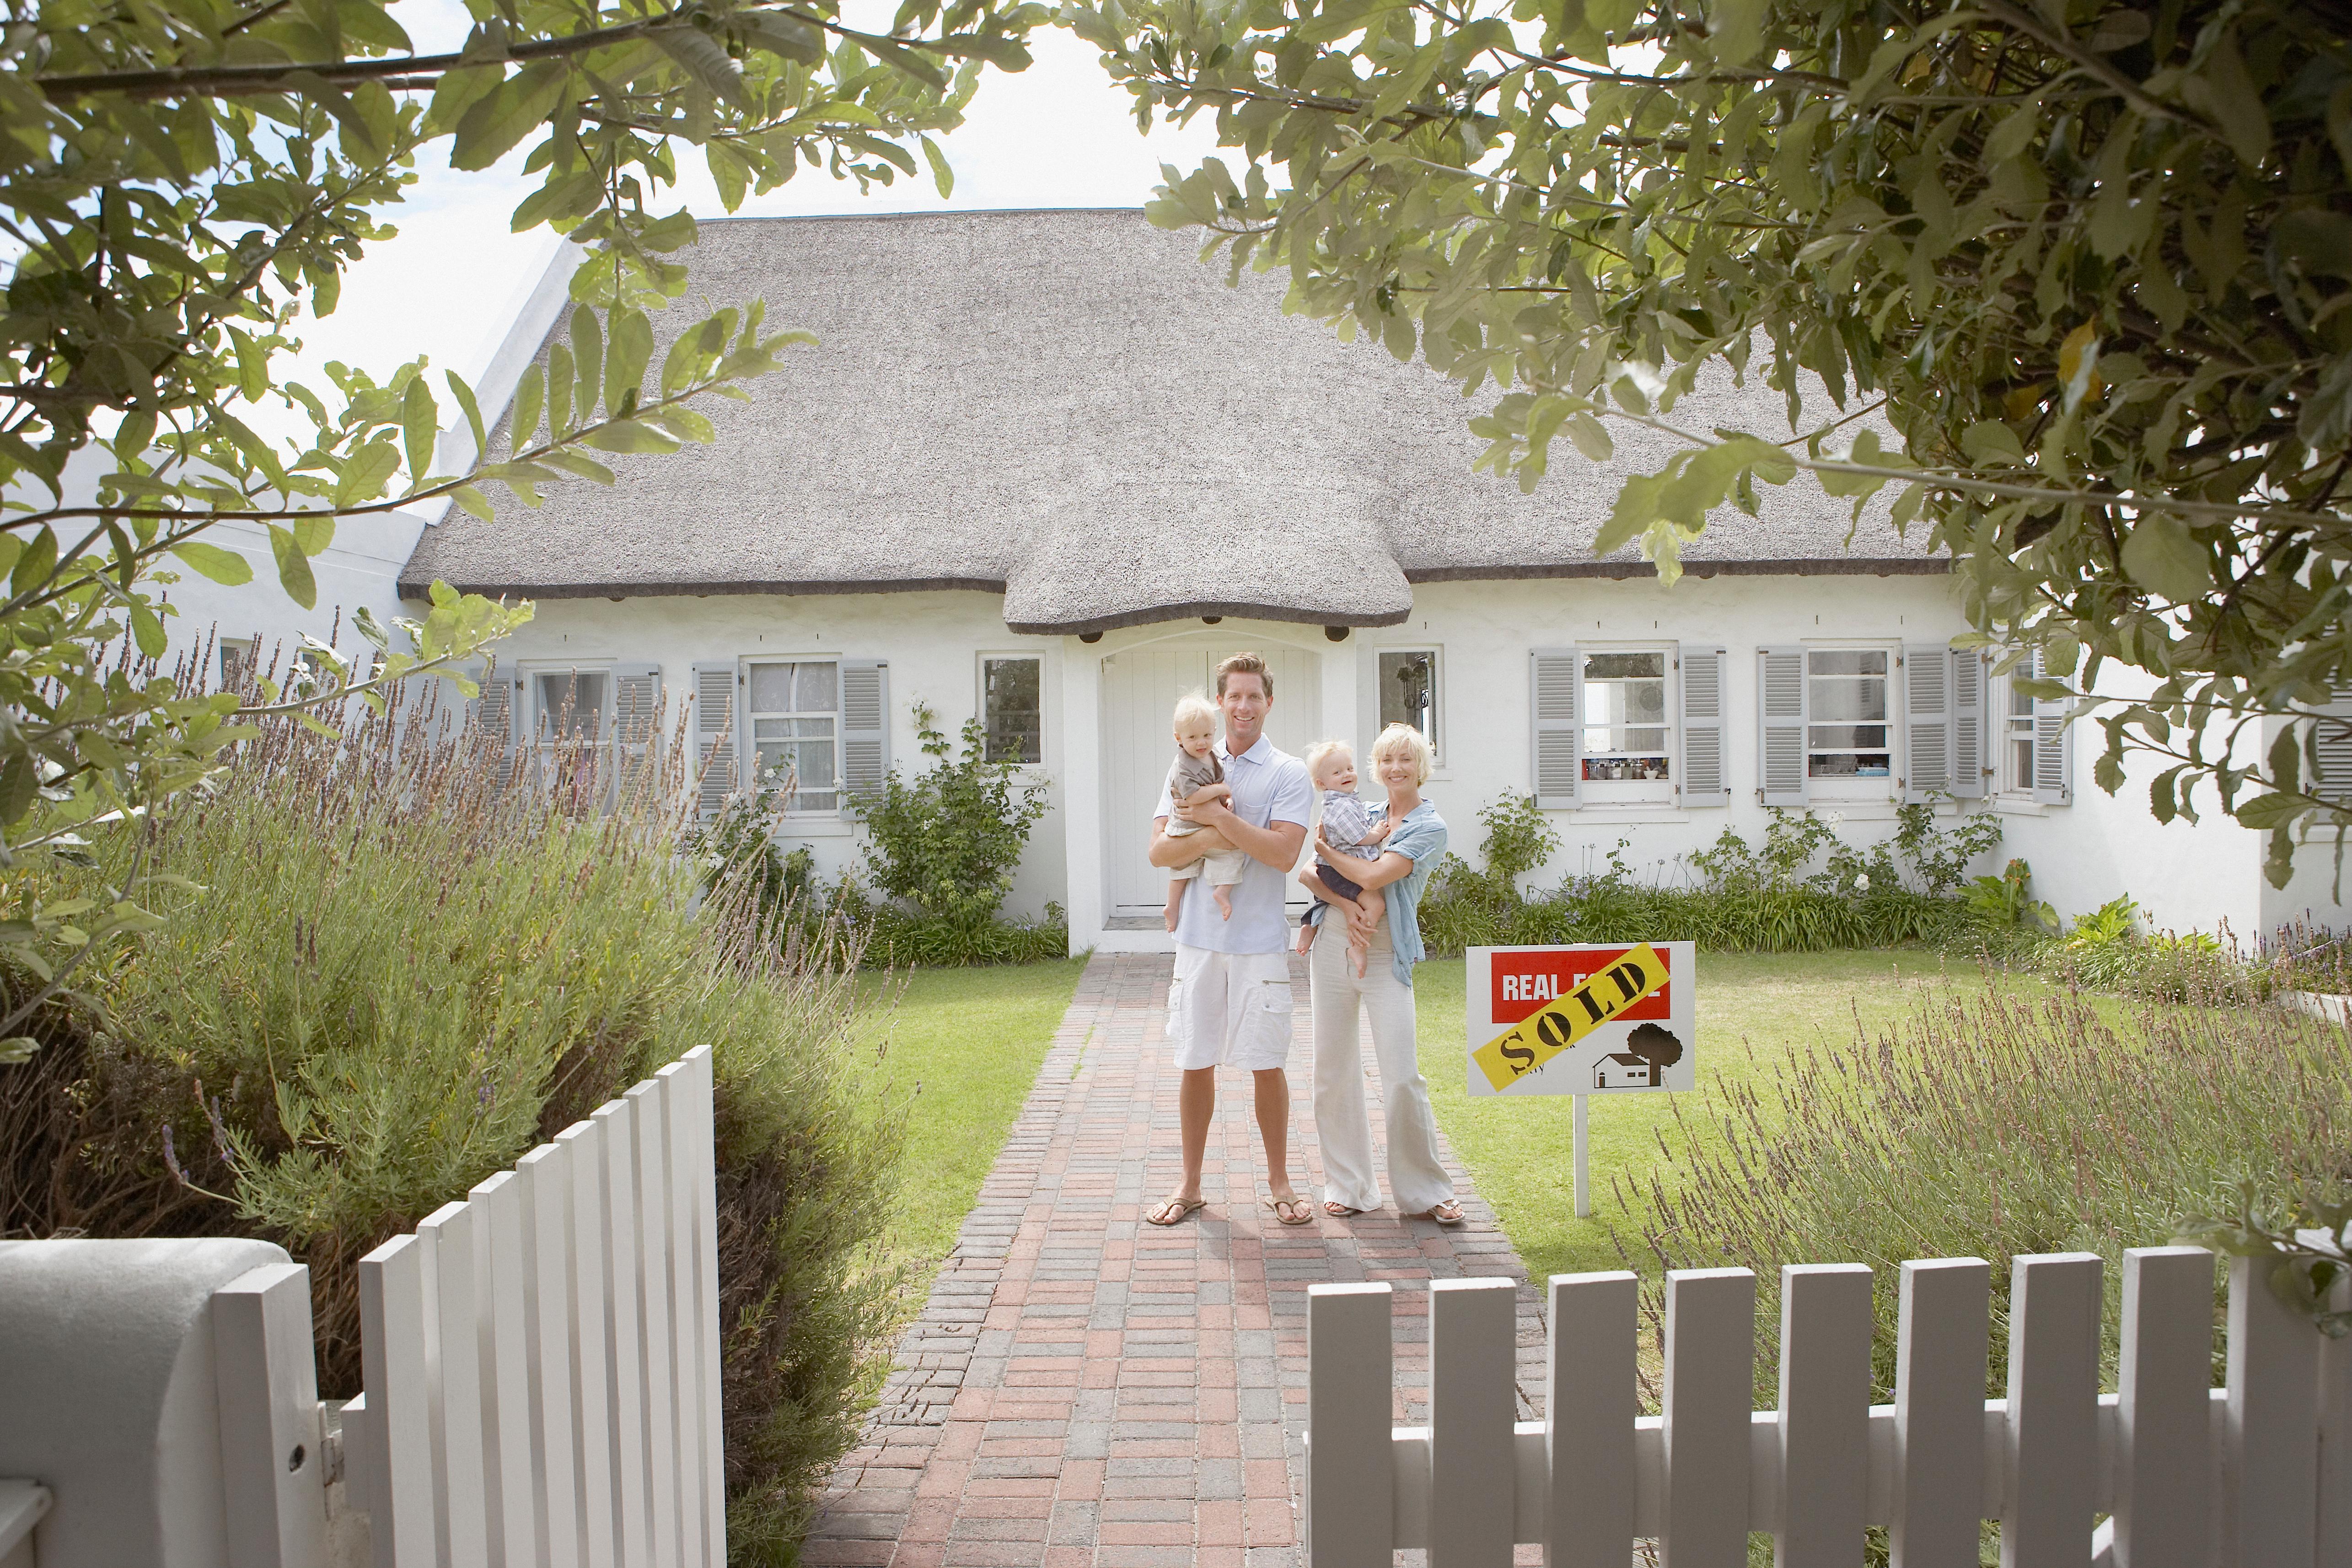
[[1215, 652, 1272, 700]]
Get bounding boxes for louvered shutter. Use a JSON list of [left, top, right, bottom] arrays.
[[2314, 686, 2352, 806], [840, 658, 891, 801], [613, 661, 662, 802], [1678, 644, 1729, 806], [692, 660, 737, 820], [1758, 647, 1809, 806], [1950, 649, 1987, 799], [1531, 647, 1580, 808], [467, 662, 523, 787], [2030, 647, 2072, 805], [1902, 644, 1953, 801]]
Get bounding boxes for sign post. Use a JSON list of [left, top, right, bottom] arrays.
[[1466, 942, 1697, 1219]]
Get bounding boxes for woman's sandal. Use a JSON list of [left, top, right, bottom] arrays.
[[1146, 1196, 1207, 1227], [1264, 1195, 1317, 1226], [1420, 1200, 1466, 1226], [1322, 1200, 1366, 1218]]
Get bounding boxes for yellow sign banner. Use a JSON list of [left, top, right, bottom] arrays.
[[1470, 942, 1671, 1092]]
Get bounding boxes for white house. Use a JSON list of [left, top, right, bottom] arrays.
[[327, 207, 2340, 951]]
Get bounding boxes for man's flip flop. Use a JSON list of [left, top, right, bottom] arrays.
[[1264, 1196, 1316, 1226], [1146, 1197, 1207, 1226]]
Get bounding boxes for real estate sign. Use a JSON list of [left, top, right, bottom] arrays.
[[1465, 942, 1697, 1096]]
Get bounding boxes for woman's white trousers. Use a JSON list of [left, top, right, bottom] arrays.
[[1309, 928, 1455, 1215]]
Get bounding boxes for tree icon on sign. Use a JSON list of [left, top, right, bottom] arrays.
[[1626, 1023, 1685, 1077]]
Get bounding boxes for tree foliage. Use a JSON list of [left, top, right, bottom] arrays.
[[0, 0, 1039, 1032], [1068, 0, 2352, 879]]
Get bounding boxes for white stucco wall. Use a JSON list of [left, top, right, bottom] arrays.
[[446, 588, 1069, 922]]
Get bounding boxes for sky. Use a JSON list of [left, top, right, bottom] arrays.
[[280, 5, 1228, 405]]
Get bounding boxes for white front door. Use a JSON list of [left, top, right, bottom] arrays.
[[1101, 635, 1324, 918]]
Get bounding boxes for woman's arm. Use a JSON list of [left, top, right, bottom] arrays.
[[1317, 833, 1416, 892]]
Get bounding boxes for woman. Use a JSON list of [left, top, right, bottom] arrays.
[[1304, 722, 1463, 1223]]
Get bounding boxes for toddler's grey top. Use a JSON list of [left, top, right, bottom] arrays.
[[1320, 791, 1382, 859], [1167, 746, 1224, 802]]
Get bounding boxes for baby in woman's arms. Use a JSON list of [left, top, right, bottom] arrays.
[[1160, 693, 1246, 930], [1295, 740, 1390, 976]]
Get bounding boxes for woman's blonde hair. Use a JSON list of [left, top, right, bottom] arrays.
[[1171, 692, 1219, 730], [1303, 739, 1353, 778], [1370, 722, 1434, 784]]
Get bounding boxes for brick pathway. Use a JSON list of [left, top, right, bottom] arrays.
[[807, 952, 1546, 1568]]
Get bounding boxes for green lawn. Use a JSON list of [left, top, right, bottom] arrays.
[[855, 957, 1090, 1279], [1413, 950, 2035, 1281]]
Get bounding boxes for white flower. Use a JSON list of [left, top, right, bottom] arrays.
[[1854, 873, 1871, 891], [1826, 811, 1847, 828]]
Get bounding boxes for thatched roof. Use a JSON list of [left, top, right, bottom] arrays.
[[398, 209, 1943, 634]]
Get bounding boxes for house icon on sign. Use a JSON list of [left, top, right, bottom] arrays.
[[1593, 1054, 1656, 1090]]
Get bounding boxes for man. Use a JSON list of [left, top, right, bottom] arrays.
[[1143, 652, 1316, 1227]]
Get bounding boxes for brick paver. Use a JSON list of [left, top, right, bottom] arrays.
[[808, 952, 1546, 1568]]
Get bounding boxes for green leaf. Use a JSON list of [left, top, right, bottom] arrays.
[[581, 420, 682, 455], [401, 375, 439, 488], [12, 526, 56, 599], [334, 440, 401, 509], [548, 343, 576, 437], [2199, 33, 2271, 167], [2120, 514, 2212, 602], [291, 515, 335, 557], [512, 365, 546, 449], [452, 484, 495, 522], [1706, 0, 1766, 65], [1959, 422, 2029, 467], [170, 541, 253, 586], [268, 524, 318, 610], [446, 371, 487, 456], [2236, 792, 2311, 831], [604, 309, 652, 414], [923, 135, 955, 200], [451, 61, 571, 173], [569, 309, 603, 420], [129, 601, 167, 659], [653, 28, 752, 109]]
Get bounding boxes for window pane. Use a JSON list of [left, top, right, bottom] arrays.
[[1580, 651, 1668, 771], [1583, 756, 1672, 781], [1584, 652, 1663, 681], [1809, 725, 1889, 749], [1378, 651, 1438, 746], [794, 740, 836, 789], [753, 718, 791, 740], [1808, 650, 1886, 677], [1810, 678, 1886, 722], [983, 657, 1042, 764], [794, 661, 838, 713], [537, 672, 607, 741], [2011, 682, 2035, 717], [795, 716, 834, 738], [747, 662, 795, 712]]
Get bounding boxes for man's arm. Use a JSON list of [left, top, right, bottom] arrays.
[[1148, 816, 1235, 868], [1189, 797, 1305, 871]]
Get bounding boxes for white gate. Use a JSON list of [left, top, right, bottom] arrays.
[[1306, 1248, 2352, 1566], [342, 1044, 725, 1568]]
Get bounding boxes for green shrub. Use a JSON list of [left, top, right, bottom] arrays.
[[0, 697, 904, 1563], [1417, 798, 1999, 955], [855, 705, 1049, 925], [1627, 979, 2352, 1405]]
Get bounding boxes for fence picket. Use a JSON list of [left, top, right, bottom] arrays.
[[627, 1078, 682, 1568], [1306, 1283, 1393, 1567], [2229, 1252, 2321, 1568], [1661, 1268, 1756, 1567], [1777, 1264, 1873, 1568], [1429, 1278, 1518, 1568], [521, 1142, 583, 1568], [2003, 1253, 2102, 1568], [419, 1200, 492, 1568], [478, 1171, 542, 1568], [2114, 1247, 2214, 1568], [357, 1234, 436, 1568], [1890, 1258, 1989, 1568], [596, 1096, 655, 1568], [557, 1117, 620, 1568], [2321, 1278, 2352, 1568], [1547, 1273, 1637, 1568], [658, 1060, 710, 1567], [685, 1047, 729, 1552]]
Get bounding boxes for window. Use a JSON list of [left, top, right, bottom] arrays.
[[1379, 650, 1439, 751], [1806, 650, 1891, 778], [218, 635, 259, 693], [981, 655, 1042, 764], [1580, 652, 1670, 782], [746, 660, 839, 812], [536, 671, 609, 744], [2004, 676, 2035, 794]]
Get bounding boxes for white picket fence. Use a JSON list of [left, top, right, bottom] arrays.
[[1306, 1248, 2352, 1567], [339, 1043, 726, 1568]]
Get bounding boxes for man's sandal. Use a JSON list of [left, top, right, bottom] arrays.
[[1264, 1196, 1316, 1226], [1146, 1197, 1207, 1227]]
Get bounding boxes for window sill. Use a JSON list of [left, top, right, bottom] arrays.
[[774, 816, 858, 839], [1992, 797, 2059, 817], [1561, 804, 1685, 823]]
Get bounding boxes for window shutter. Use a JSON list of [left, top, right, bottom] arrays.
[[1757, 647, 1809, 806], [2030, 647, 2072, 805], [1677, 644, 1729, 806], [467, 662, 523, 787], [2314, 686, 2352, 806], [613, 661, 662, 800], [1902, 644, 1953, 802], [1950, 649, 1987, 799], [840, 658, 891, 800], [692, 661, 737, 820], [1530, 646, 1580, 808]]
